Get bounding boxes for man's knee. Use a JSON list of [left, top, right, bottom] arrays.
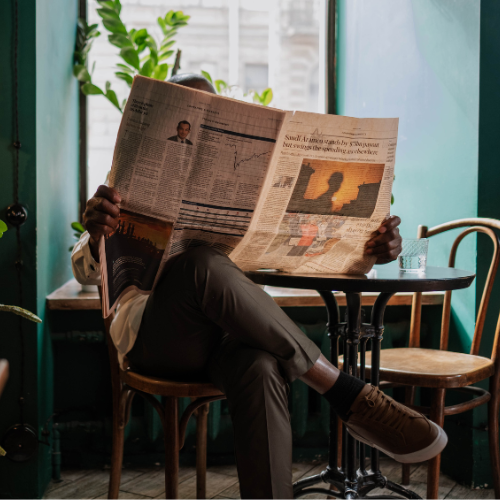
[[180, 245, 229, 274]]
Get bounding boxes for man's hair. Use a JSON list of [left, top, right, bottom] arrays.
[[168, 73, 216, 94], [177, 120, 191, 130]]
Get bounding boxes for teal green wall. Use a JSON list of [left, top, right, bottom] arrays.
[[337, 0, 500, 486], [0, 0, 79, 497]]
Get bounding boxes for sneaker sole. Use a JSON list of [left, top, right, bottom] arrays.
[[345, 420, 448, 464]]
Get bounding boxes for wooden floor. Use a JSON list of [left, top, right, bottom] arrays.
[[44, 458, 495, 499]]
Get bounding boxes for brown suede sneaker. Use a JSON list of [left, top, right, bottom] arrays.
[[344, 385, 447, 464]]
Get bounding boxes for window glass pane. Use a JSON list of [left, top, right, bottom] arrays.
[[87, 0, 324, 195]]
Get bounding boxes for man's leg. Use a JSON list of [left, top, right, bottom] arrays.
[[128, 246, 447, 492], [208, 336, 292, 499], [128, 246, 322, 381]]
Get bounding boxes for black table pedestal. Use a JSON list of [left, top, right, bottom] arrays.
[[293, 291, 421, 500]]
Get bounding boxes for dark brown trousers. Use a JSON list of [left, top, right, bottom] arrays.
[[128, 246, 321, 499]]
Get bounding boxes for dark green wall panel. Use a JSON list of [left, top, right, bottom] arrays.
[[0, 0, 79, 497]]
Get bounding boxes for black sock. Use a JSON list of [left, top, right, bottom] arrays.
[[321, 371, 366, 421]]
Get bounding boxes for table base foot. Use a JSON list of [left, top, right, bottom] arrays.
[[293, 467, 422, 499]]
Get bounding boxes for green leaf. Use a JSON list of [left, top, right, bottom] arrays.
[[152, 63, 169, 81], [0, 219, 7, 237], [391, 193, 395, 205], [145, 36, 158, 52], [71, 221, 85, 233], [148, 48, 158, 66], [132, 28, 148, 43], [115, 71, 134, 85], [73, 64, 91, 82], [261, 88, 273, 106], [114, 0, 121, 14], [102, 18, 127, 35], [108, 33, 133, 48], [136, 43, 147, 54], [158, 50, 174, 62], [162, 29, 178, 40], [106, 88, 122, 111], [81, 82, 104, 95], [0, 304, 42, 323], [120, 47, 140, 69], [215, 79, 228, 94], [105, 80, 111, 92], [165, 11, 174, 25], [87, 23, 100, 35], [121, 98, 127, 109], [139, 58, 155, 77], [157, 17, 167, 35], [116, 63, 134, 73], [96, 7, 120, 20], [160, 39, 175, 51], [201, 70, 213, 84], [97, 1, 116, 9]]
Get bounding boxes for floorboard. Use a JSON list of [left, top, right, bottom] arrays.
[[42, 458, 496, 499]]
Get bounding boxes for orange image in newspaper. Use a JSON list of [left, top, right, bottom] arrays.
[[106, 210, 173, 293], [286, 159, 385, 218]]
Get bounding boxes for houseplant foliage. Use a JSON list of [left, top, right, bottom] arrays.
[[69, 221, 85, 252], [74, 0, 190, 112], [74, 1, 274, 108], [201, 71, 274, 106], [0, 222, 41, 323]]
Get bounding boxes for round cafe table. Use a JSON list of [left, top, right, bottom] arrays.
[[245, 264, 476, 499]]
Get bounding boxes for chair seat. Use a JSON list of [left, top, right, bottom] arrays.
[[121, 369, 224, 398], [339, 347, 494, 388]]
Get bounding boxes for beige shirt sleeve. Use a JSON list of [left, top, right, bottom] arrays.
[[71, 231, 101, 285]]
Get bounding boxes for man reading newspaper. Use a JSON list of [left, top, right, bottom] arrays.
[[72, 74, 446, 499]]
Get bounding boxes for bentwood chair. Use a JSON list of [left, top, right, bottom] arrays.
[[360, 218, 500, 499], [99, 288, 226, 499]]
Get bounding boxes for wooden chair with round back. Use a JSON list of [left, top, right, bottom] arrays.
[[99, 288, 225, 499], [360, 218, 500, 499]]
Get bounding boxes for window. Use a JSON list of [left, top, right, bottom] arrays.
[[244, 64, 269, 93], [86, 0, 326, 195]]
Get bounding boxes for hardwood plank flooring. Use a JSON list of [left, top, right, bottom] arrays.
[[43, 458, 495, 499]]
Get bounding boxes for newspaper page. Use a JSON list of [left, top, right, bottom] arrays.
[[99, 76, 398, 317], [230, 112, 398, 274], [100, 76, 286, 316]]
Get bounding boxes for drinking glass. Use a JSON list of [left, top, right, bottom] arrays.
[[398, 238, 429, 272]]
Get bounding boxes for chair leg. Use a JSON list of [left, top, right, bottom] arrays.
[[427, 388, 446, 500], [196, 403, 209, 499], [488, 376, 500, 498], [337, 416, 342, 469], [164, 397, 179, 499], [402, 386, 416, 486], [108, 388, 131, 499]]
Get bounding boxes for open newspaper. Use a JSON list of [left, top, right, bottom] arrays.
[[100, 76, 398, 316]]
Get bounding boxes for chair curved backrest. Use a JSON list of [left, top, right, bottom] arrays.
[[409, 218, 500, 362]]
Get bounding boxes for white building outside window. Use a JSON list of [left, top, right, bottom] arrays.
[[87, 0, 326, 195]]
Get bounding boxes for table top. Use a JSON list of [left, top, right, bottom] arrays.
[[245, 264, 476, 293]]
